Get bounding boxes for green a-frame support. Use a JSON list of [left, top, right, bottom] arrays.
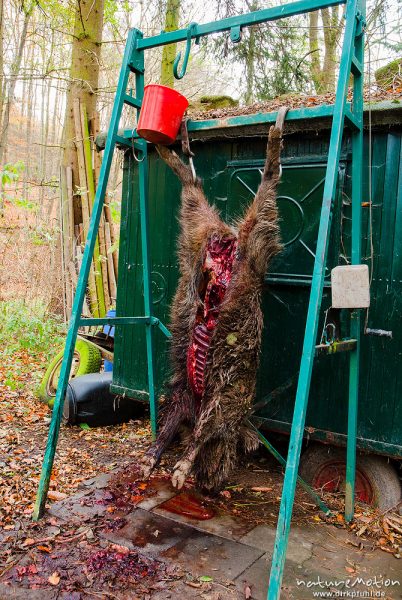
[[34, 0, 366, 597]]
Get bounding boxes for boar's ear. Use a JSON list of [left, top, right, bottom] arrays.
[[156, 144, 197, 187]]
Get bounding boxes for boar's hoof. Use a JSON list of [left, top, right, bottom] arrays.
[[140, 454, 156, 480], [171, 459, 192, 489]]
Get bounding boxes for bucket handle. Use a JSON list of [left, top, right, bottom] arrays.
[[173, 22, 199, 80]]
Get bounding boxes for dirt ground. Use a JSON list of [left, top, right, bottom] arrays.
[[0, 350, 401, 598]]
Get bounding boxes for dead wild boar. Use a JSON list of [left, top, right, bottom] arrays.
[[140, 108, 288, 492]]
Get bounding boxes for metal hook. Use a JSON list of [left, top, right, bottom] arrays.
[[132, 131, 145, 163], [173, 22, 198, 80], [180, 119, 196, 183]]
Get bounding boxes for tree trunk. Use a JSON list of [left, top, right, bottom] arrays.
[[24, 67, 34, 198], [321, 7, 341, 93], [0, 5, 32, 165], [308, 7, 343, 94], [245, 26, 256, 104], [160, 0, 181, 88], [309, 11, 323, 93], [62, 0, 105, 191], [61, 0, 105, 317], [0, 0, 4, 130]]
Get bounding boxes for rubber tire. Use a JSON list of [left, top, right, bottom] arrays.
[[37, 340, 102, 408], [299, 444, 401, 511]]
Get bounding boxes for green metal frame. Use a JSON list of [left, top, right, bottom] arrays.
[[34, 1, 365, 598]]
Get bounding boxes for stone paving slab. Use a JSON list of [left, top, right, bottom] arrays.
[[159, 527, 263, 582], [239, 525, 313, 565], [138, 478, 177, 510], [0, 585, 58, 599], [48, 488, 108, 522], [46, 474, 402, 600], [102, 507, 263, 582], [233, 552, 301, 600], [236, 524, 402, 600], [102, 507, 196, 555], [154, 500, 254, 542]]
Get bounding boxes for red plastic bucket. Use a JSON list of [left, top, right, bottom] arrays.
[[137, 84, 189, 145]]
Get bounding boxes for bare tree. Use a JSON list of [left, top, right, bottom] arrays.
[[62, 0, 105, 183], [309, 7, 345, 94], [0, 0, 35, 164], [160, 0, 181, 87]]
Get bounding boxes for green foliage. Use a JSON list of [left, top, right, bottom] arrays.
[[375, 58, 402, 88], [29, 224, 59, 245], [0, 300, 65, 359], [253, 20, 310, 100], [12, 197, 39, 212], [0, 162, 39, 213], [1, 161, 25, 187], [108, 197, 121, 225], [211, 2, 311, 102]]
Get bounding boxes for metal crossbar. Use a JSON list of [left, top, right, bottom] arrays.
[[34, 1, 366, 598]]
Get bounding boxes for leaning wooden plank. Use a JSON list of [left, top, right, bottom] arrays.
[[68, 260, 90, 317], [90, 112, 102, 187], [75, 248, 92, 318], [98, 221, 111, 311], [60, 166, 72, 318], [66, 166, 75, 246], [66, 166, 75, 314], [78, 223, 84, 248], [105, 221, 117, 302], [80, 102, 106, 317], [73, 98, 99, 318], [104, 195, 118, 277]]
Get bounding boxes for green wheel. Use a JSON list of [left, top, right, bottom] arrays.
[[37, 339, 102, 408]]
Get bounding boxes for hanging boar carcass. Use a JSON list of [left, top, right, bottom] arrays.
[[140, 107, 289, 492]]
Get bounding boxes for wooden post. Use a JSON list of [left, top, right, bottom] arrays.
[[80, 102, 106, 317], [104, 195, 118, 277], [60, 167, 72, 318], [104, 221, 117, 301]]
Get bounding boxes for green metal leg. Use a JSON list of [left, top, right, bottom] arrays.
[[345, 0, 365, 522], [138, 148, 158, 440], [33, 29, 139, 520], [132, 36, 158, 441], [267, 1, 360, 596]]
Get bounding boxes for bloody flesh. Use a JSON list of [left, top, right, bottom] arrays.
[[187, 235, 238, 403]]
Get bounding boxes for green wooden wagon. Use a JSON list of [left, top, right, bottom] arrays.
[[109, 100, 402, 508]]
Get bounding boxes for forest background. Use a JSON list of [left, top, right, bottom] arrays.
[[0, 0, 401, 321]]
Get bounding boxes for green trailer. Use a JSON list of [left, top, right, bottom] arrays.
[[110, 100, 402, 506]]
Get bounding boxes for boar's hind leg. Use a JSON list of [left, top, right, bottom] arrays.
[[171, 441, 198, 490], [170, 409, 221, 490]]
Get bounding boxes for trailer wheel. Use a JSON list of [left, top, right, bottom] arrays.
[[299, 444, 401, 511], [37, 340, 102, 408]]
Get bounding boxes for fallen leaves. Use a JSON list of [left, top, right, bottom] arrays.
[[189, 88, 402, 123], [330, 508, 402, 558], [21, 538, 35, 547], [0, 344, 152, 535], [47, 571, 60, 585], [47, 490, 67, 501]]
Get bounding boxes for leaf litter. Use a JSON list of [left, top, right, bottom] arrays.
[[0, 324, 401, 598]]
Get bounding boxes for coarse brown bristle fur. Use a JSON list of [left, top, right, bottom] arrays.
[[140, 118, 286, 492]]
